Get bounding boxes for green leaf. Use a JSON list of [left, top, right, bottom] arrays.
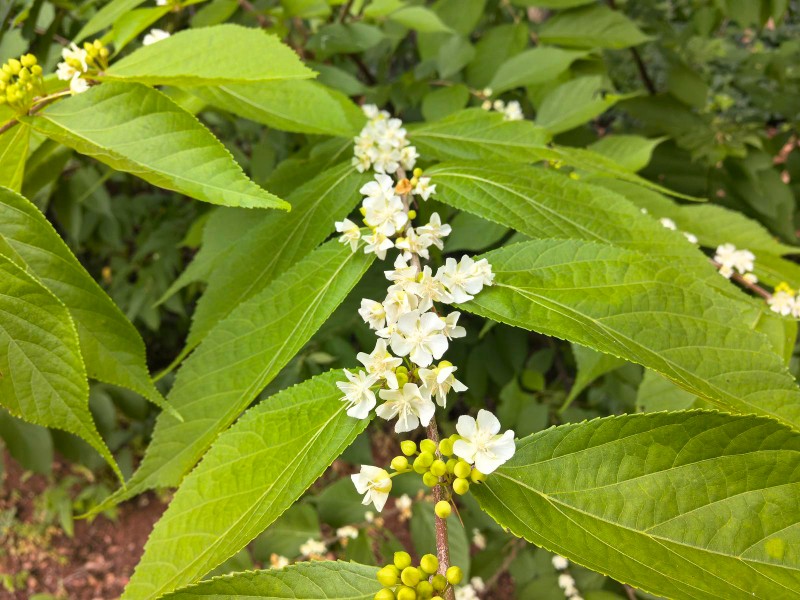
[[0, 187, 172, 415], [159, 562, 381, 599], [587, 135, 665, 173], [409, 109, 551, 162], [0, 254, 121, 480], [0, 124, 29, 192], [463, 240, 800, 430], [103, 24, 314, 86], [474, 411, 800, 599], [0, 408, 53, 475], [122, 371, 370, 599], [24, 83, 289, 210], [536, 76, 630, 135], [94, 240, 374, 512], [563, 344, 625, 410], [110, 6, 171, 51], [190, 80, 365, 136], [75, 0, 149, 42], [511, 0, 594, 6], [636, 370, 698, 413], [539, 4, 653, 49], [421, 84, 470, 122], [389, 6, 453, 32], [489, 47, 588, 94], [466, 22, 529, 89]]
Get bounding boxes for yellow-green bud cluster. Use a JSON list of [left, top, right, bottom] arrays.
[[0, 54, 44, 112], [390, 436, 486, 498], [82, 39, 110, 70], [375, 552, 463, 600]]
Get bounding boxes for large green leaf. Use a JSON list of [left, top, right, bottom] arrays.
[[122, 371, 370, 599], [463, 240, 800, 429], [536, 76, 632, 135], [489, 47, 587, 94], [159, 563, 381, 599], [190, 80, 365, 136], [0, 187, 172, 414], [0, 254, 121, 480], [474, 411, 800, 599], [103, 24, 313, 86], [0, 124, 29, 192], [93, 240, 373, 511], [538, 4, 653, 49], [24, 83, 289, 210]]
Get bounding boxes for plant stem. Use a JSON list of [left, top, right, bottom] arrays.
[[709, 259, 771, 300], [427, 418, 454, 600]]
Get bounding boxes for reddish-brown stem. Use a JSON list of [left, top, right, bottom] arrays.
[[0, 92, 67, 136], [427, 418, 453, 600], [709, 259, 771, 300]]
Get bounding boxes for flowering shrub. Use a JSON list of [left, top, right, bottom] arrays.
[[1, 2, 800, 599]]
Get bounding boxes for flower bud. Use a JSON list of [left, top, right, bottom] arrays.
[[470, 468, 486, 483], [360, 206, 367, 216], [377, 566, 399, 587], [422, 471, 439, 487], [416, 580, 433, 599], [407, 209, 417, 219], [20, 54, 36, 68], [396, 587, 417, 600], [413, 167, 423, 178], [420, 439, 437, 454], [431, 574, 447, 591], [417, 451, 434, 468], [438, 439, 453, 456], [449, 434, 461, 445], [391, 456, 409, 471], [419, 554, 439, 575], [453, 477, 470, 495], [401, 566, 421, 587], [454, 461, 471, 479], [394, 551, 412, 570], [396, 371, 409, 388], [445, 458, 458, 474], [434, 500, 451, 519], [429, 459, 447, 477], [8, 59, 21, 74], [431, 597, 443, 600], [400, 440, 417, 456], [375, 589, 395, 600], [446, 566, 463, 585]]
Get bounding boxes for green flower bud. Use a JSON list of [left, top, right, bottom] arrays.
[[413, 167, 423, 178], [20, 54, 36, 68], [431, 597, 443, 600], [454, 461, 471, 479], [7, 59, 21, 74], [446, 566, 463, 585], [396, 371, 409, 387], [431, 574, 447, 591], [417, 451, 434, 468], [375, 590, 395, 600], [429, 459, 447, 477], [438, 438, 453, 456], [394, 551, 412, 570], [377, 566, 399, 587], [412, 456, 428, 474], [470, 468, 486, 483], [449, 434, 461, 444], [434, 500, 451, 519], [396, 365, 408, 375], [438, 360, 452, 369], [445, 458, 458, 474], [407, 209, 417, 219], [391, 455, 410, 471], [419, 554, 439, 575], [400, 440, 417, 456], [409, 177, 419, 187], [422, 471, 439, 487], [453, 477, 470, 495], [31, 64, 42, 76], [396, 587, 417, 600], [419, 439, 437, 454], [401, 566, 421, 587], [416, 580, 433, 599]]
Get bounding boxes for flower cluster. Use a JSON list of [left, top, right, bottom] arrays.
[[375, 551, 463, 600], [454, 577, 485, 600], [352, 104, 419, 174], [481, 97, 524, 121], [56, 40, 109, 95], [553, 555, 583, 600], [713, 243, 756, 281], [767, 281, 800, 317], [0, 54, 44, 112]]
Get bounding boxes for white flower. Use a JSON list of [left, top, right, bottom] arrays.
[[143, 28, 170, 45], [502, 100, 523, 121], [470, 577, 485, 593], [61, 42, 88, 71], [441, 311, 467, 339], [396, 493, 413, 520], [336, 525, 359, 540], [417, 212, 450, 249], [362, 179, 407, 236], [69, 73, 89, 95], [558, 573, 577, 595], [337, 369, 379, 419], [732, 248, 755, 274], [453, 409, 515, 474], [156, 0, 169, 5], [335, 218, 361, 251], [493, 99, 505, 111], [299, 538, 326, 557], [372, 144, 402, 174], [351, 465, 392, 511], [383, 288, 419, 325], [471, 528, 486, 550], [742, 272, 758, 284], [397, 227, 433, 261], [56, 60, 77, 81], [436, 256, 489, 303], [363, 230, 394, 260], [683, 232, 698, 244], [407, 265, 453, 311], [552, 555, 569, 570], [768, 290, 795, 316], [385, 254, 418, 291], [270, 553, 290, 569], [481, 100, 492, 110], [659, 217, 677, 230], [390, 309, 448, 367], [413, 177, 437, 201], [714, 243, 755, 278], [377, 382, 436, 433], [364, 511, 375, 523], [400, 145, 419, 170], [361, 173, 396, 203], [362, 104, 384, 120], [359, 298, 386, 330], [418, 362, 467, 407], [455, 585, 479, 600], [357, 339, 402, 389]]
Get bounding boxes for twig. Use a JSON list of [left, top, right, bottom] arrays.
[[427, 418, 453, 600], [605, 0, 656, 95], [237, 0, 269, 27], [485, 538, 525, 591], [0, 92, 67, 136], [709, 259, 771, 300], [349, 54, 377, 86], [338, 0, 355, 23]]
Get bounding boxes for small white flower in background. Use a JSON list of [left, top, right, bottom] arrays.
[[56, 61, 77, 81], [61, 42, 88, 72], [351, 465, 392, 511], [69, 73, 89, 95], [493, 99, 505, 111], [470, 578, 485, 593], [396, 227, 432, 261], [413, 177, 437, 201], [732, 248, 755, 274], [363, 229, 394, 260], [742, 272, 758, 284], [558, 573, 578, 596], [502, 100, 524, 121], [156, 0, 169, 5], [352, 106, 413, 174], [336, 525, 359, 540], [377, 382, 436, 433], [455, 581, 483, 600], [299, 538, 326, 557], [659, 217, 677, 230], [683, 231, 698, 244], [364, 510, 375, 523], [335, 218, 361, 251], [417, 212, 451, 250], [358, 298, 386, 331], [408, 266, 453, 311], [441, 311, 467, 339], [471, 528, 487, 550], [396, 493, 413, 520], [143, 28, 170, 46], [269, 553, 290, 569], [336, 369, 379, 419], [400, 145, 419, 170], [453, 409, 516, 474], [418, 362, 467, 407], [390, 310, 449, 367], [361, 104, 384, 120], [357, 339, 402, 389], [552, 555, 569, 570], [769, 283, 796, 316], [437, 256, 494, 303], [714, 243, 756, 279]]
